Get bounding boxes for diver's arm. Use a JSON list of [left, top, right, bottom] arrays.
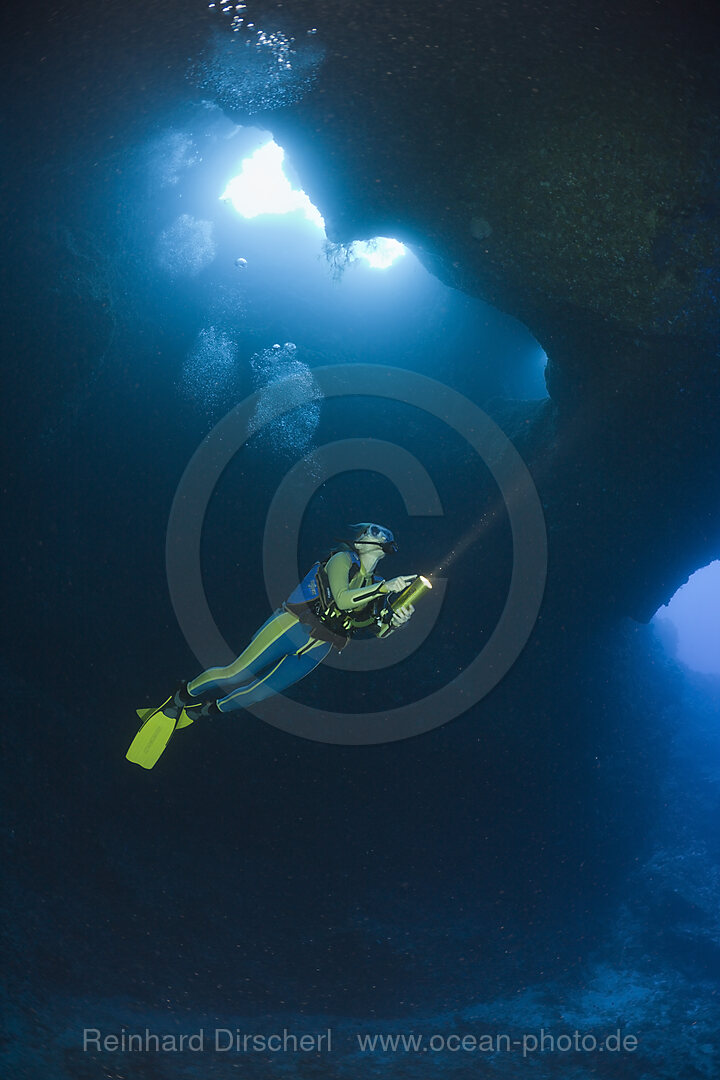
[[326, 552, 389, 611]]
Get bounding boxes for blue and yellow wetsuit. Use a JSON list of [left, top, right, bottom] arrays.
[[185, 551, 391, 713]]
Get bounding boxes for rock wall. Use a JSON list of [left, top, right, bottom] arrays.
[[237, 0, 720, 621]]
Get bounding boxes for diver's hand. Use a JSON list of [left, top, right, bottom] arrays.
[[390, 603, 414, 627], [383, 575, 416, 594]]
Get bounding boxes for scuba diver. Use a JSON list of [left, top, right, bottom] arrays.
[[127, 523, 419, 768]]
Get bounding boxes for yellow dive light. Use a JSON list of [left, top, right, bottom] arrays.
[[389, 575, 433, 610]]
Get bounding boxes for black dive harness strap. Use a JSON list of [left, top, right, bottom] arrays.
[[284, 553, 387, 651]]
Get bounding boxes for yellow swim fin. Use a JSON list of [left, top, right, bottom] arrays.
[[135, 706, 195, 730], [176, 707, 196, 730], [126, 699, 179, 769]]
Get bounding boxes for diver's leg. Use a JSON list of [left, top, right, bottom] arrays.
[[186, 609, 301, 702], [215, 636, 331, 711]]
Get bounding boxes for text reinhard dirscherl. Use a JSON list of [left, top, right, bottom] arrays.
[[83, 1028, 332, 1053]]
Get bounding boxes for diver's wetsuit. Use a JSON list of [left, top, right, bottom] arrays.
[[186, 551, 391, 712]]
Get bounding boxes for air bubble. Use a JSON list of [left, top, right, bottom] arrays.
[[180, 326, 240, 415], [189, 27, 324, 114], [155, 214, 216, 277], [248, 343, 321, 458]]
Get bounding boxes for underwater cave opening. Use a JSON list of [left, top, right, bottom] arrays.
[[148, 110, 549, 414], [652, 559, 720, 676]]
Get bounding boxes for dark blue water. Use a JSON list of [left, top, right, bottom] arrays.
[[3, 2, 720, 1078]]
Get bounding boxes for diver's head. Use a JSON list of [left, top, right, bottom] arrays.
[[349, 522, 398, 557]]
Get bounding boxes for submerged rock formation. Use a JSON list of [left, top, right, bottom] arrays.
[[237, 0, 720, 621]]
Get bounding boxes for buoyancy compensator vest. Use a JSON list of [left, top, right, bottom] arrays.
[[284, 547, 385, 650]]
